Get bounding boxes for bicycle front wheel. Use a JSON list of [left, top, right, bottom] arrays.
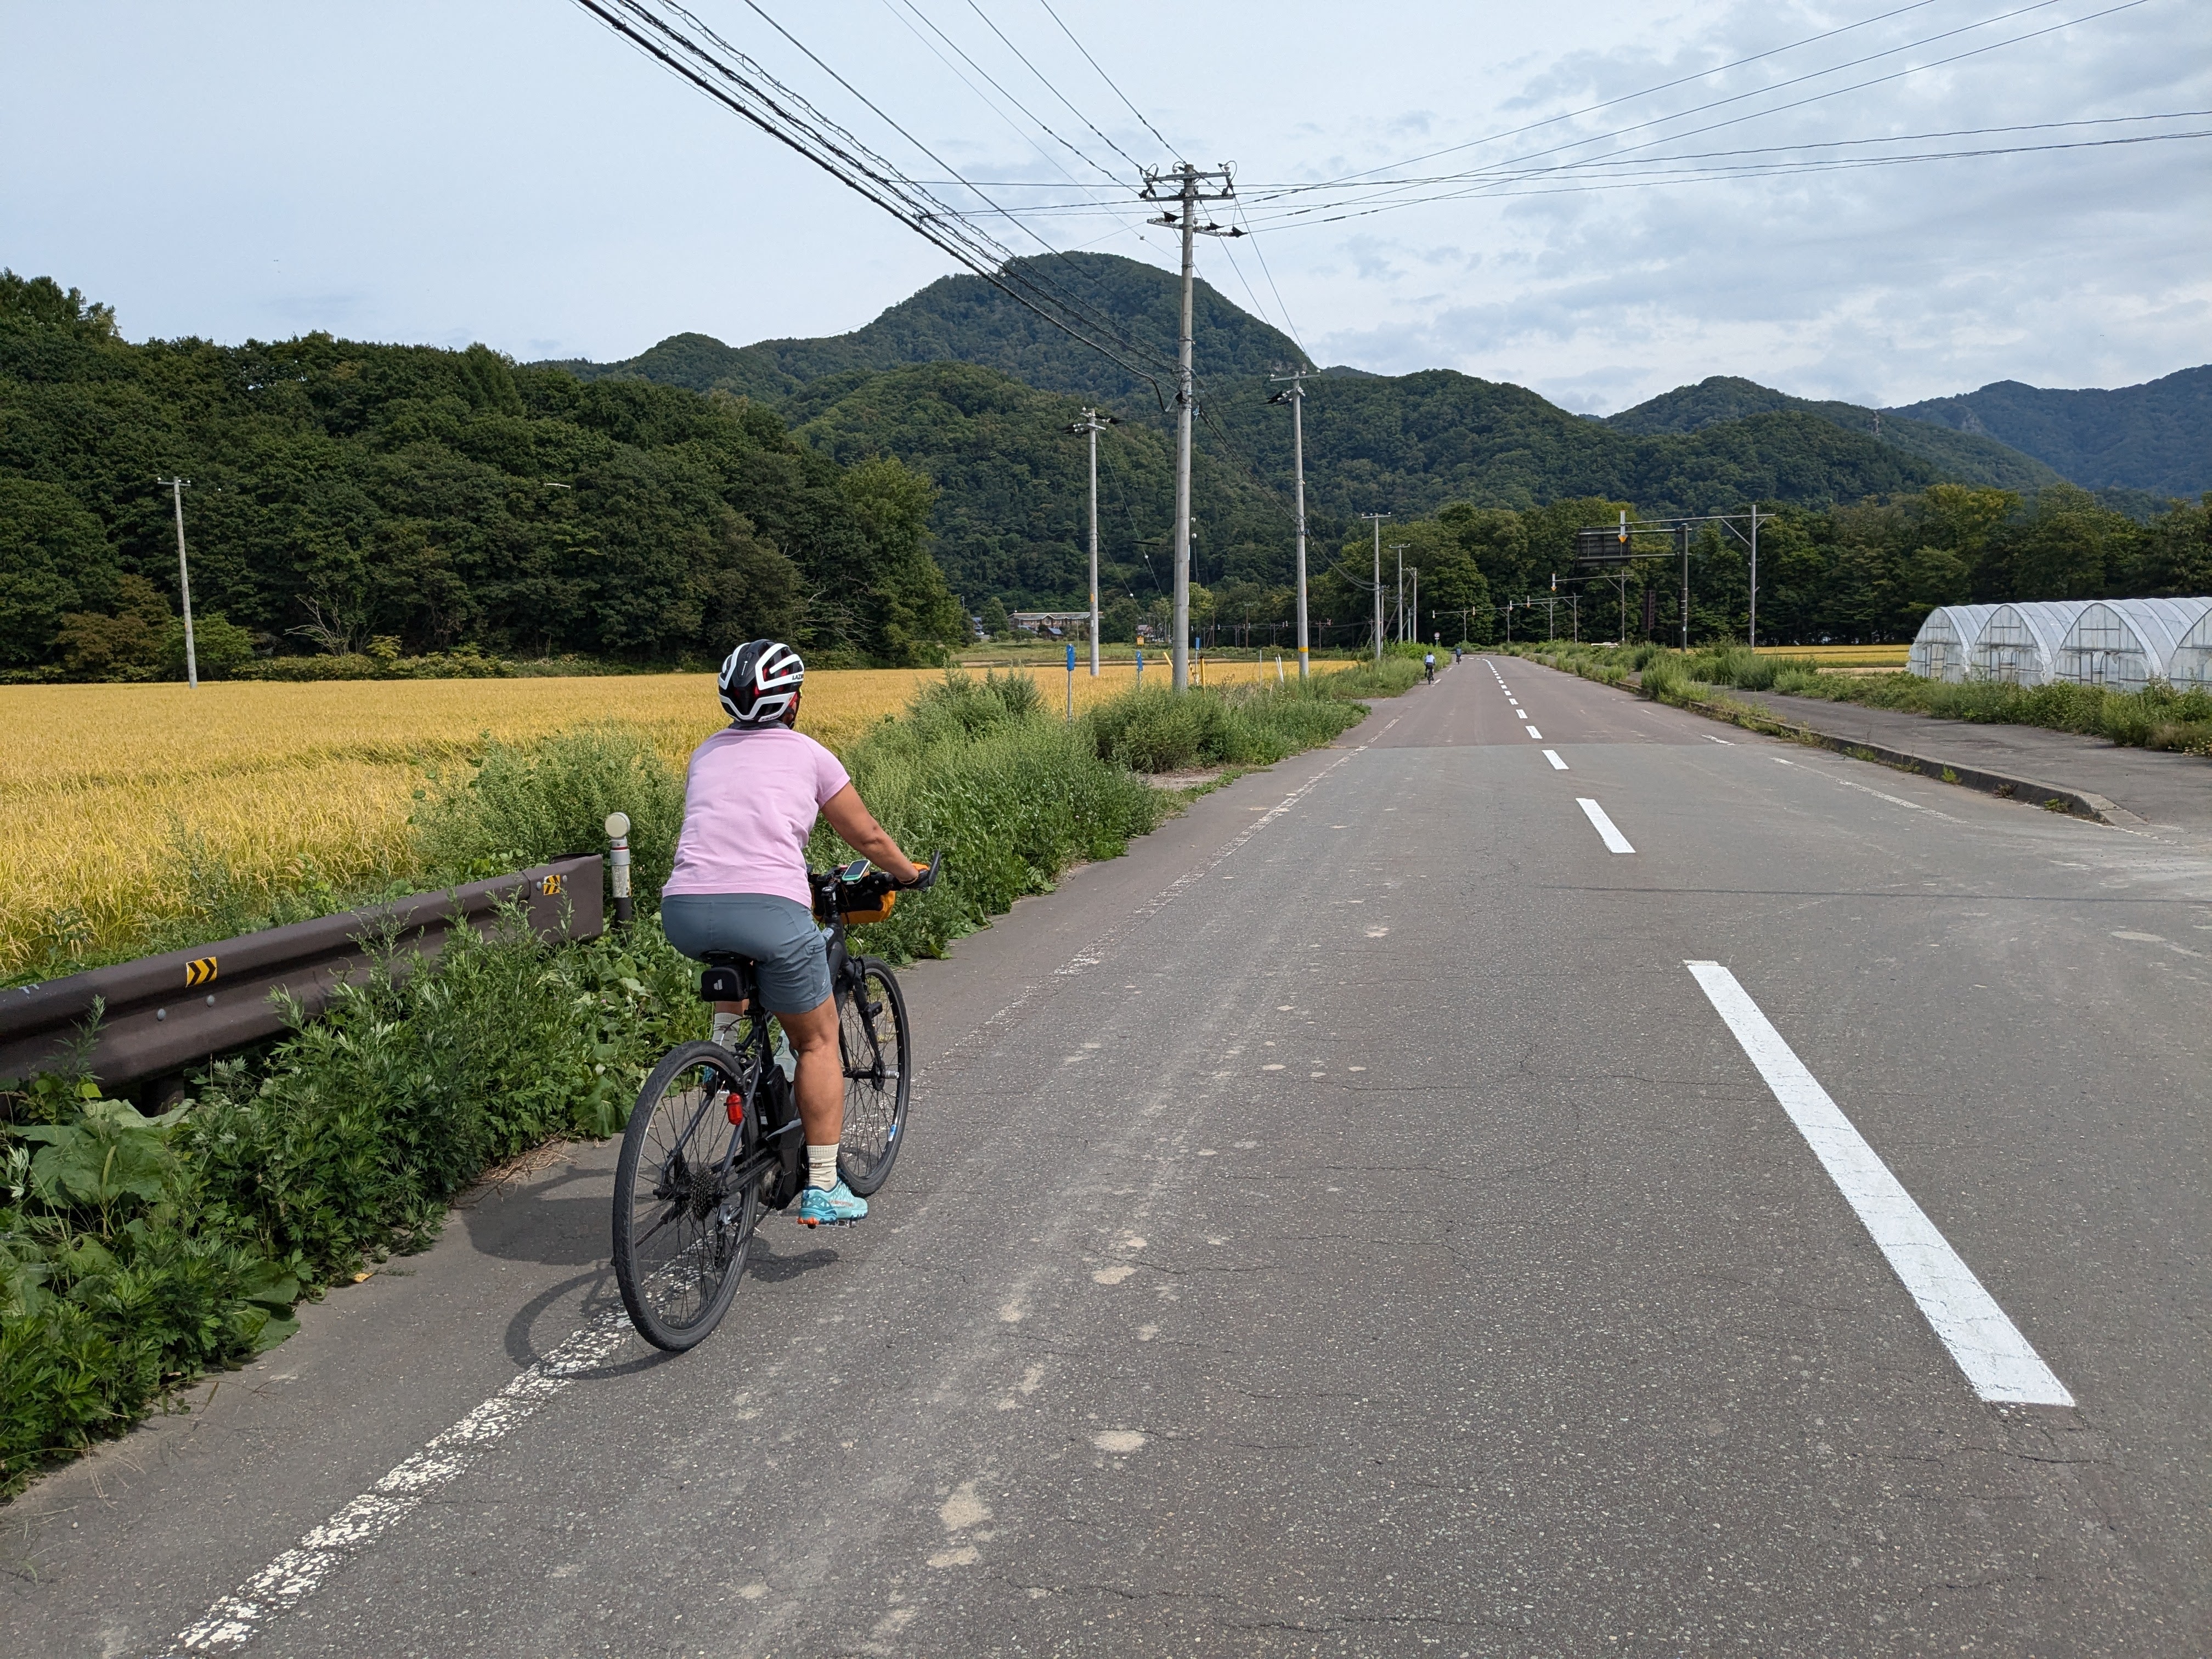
[[837, 957, 911, 1197], [612, 1041, 762, 1351]]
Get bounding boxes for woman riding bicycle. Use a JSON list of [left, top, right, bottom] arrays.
[[659, 639, 926, 1227]]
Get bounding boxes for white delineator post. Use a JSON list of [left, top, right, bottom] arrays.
[[606, 811, 633, 929]]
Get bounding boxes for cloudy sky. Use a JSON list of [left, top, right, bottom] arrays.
[[5, 0, 2207, 412]]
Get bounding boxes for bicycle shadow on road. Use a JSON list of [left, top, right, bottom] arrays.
[[459, 1156, 616, 1270]]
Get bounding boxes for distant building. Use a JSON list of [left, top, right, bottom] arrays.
[[1009, 611, 1093, 640]]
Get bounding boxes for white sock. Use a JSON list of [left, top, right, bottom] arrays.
[[806, 1144, 840, 1190]]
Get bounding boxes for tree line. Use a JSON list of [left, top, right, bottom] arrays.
[[1289, 483, 2211, 648], [0, 272, 965, 679]]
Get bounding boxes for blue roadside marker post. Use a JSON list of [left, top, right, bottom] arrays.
[[1066, 641, 1076, 721], [1135, 645, 1144, 685]]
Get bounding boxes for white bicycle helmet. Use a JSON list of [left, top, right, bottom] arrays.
[[718, 639, 805, 725]]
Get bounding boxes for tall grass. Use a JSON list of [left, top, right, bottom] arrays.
[[2, 917, 698, 1499]]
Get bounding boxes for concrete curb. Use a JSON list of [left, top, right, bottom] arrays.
[[1664, 690, 2143, 826]]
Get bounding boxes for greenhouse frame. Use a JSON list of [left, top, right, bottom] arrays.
[[1905, 604, 2001, 682], [2166, 605, 2212, 691], [2055, 598, 2212, 693], [1966, 601, 2089, 685]]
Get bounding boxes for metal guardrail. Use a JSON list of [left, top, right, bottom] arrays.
[[0, 854, 604, 1090]]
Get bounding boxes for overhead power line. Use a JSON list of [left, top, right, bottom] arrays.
[[1033, 0, 1184, 163], [1240, 0, 2150, 222], [962, 0, 1149, 178], [879, 0, 1125, 190], [1275, 0, 1951, 194], [1233, 126, 2208, 233], [574, 0, 1180, 396]]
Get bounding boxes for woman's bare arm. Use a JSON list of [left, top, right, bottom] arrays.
[[820, 785, 921, 884]]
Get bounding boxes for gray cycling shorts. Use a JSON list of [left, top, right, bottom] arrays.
[[660, 893, 832, 1014]]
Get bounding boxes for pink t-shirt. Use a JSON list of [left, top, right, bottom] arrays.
[[664, 725, 851, 908]]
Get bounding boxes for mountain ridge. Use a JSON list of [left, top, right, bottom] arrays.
[[1605, 374, 2066, 494], [1887, 365, 2211, 496], [542, 252, 2162, 502]]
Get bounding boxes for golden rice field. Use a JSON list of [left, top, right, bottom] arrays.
[[1753, 643, 1910, 667], [3, 658, 1339, 979]]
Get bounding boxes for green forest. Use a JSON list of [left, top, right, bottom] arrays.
[[0, 272, 963, 679]]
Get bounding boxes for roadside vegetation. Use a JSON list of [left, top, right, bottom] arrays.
[[1500, 640, 2212, 757], [1, 664, 1408, 1496]]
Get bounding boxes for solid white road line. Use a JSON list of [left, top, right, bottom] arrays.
[[1684, 962, 2074, 1408], [1524, 725, 1543, 740], [156, 1311, 635, 1654], [1576, 797, 1634, 853], [1543, 750, 1568, 770], [1703, 733, 1734, 745]]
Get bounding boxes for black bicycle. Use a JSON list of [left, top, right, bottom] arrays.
[[611, 855, 939, 1351]]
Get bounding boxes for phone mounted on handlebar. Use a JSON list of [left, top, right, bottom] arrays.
[[811, 851, 945, 925]]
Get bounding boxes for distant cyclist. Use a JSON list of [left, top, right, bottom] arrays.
[[1423, 650, 1436, 684], [659, 640, 927, 1227]]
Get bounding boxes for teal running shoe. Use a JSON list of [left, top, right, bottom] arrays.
[[797, 1180, 868, 1227]]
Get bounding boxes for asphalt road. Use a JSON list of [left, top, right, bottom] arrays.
[[10, 657, 2209, 1657]]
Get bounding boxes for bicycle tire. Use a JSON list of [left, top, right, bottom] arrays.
[[611, 1041, 763, 1351], [837, 957, 911, 1197]]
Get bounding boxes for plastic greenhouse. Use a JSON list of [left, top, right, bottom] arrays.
[[1906, 605, 2001, 681], [2056, 598, 2212, 693], [1967, 601, 2089, 685]]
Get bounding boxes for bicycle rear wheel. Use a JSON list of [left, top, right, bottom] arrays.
[[837, 957, 911, 1197], [612, 1041, 762, 1351]]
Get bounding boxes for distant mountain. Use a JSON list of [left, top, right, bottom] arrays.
[[537, 256, 2198, 606], [1607, 375, 2064, 494], [543, 252, 1308, 412], [1208, 370, 1937, 522], [1888, 365, 2211, 498]]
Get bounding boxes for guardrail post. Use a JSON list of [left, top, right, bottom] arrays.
[[606, 811, 634, 930]]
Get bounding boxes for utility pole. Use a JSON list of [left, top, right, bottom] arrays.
[[1390, 544, 1408, 642], [1065, 409, 1115, 676], [1267, 370, 1311, 679], [1678, 522, 1691, 651], [1358, 512, 1391, 661], [1142, 163, 1238, 692], [157, 477, 197, 688], [1749, 503, 1763, 649], [1410, 566, 1418, 646]]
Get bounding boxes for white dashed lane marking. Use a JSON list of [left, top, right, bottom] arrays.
[[1576, 798, 1634, 854], [1542, 750, 1568, 770], [1524, 725, 1543, 741], [1685, 962, 2073, 1407]]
